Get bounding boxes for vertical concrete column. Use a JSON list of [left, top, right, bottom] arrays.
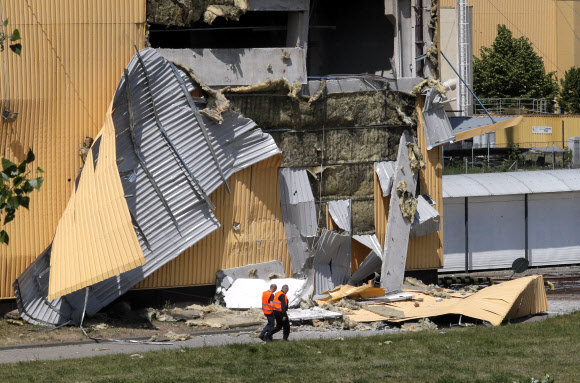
[[385, 0, 415, 78]]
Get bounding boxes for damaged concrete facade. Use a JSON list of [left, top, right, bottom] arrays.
[[146, 0, 437, 234]]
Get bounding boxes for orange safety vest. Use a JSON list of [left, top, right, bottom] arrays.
[[271, 291, 288, 312], [262, 291, 274, 315]]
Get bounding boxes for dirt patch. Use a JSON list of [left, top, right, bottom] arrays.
[[0, 305, 265, 348]]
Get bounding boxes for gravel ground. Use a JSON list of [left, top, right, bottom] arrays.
[[1, 267, 579, 365]]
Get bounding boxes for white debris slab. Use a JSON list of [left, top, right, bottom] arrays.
[[223, 278, 308, 309], [380, 131, 419, 292], [287, 307, 343, 321]]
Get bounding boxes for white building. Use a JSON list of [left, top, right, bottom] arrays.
[[442, 170, 580, 272]]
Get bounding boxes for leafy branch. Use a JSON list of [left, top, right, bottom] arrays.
[[0, 149, 43, 244], [0, 18, 21, 55]]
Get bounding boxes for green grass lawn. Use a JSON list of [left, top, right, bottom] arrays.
[[5, 312, 579, 383]]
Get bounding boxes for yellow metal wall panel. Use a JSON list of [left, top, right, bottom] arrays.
[[495, 115, 580, 148], [373, 167, 389, 251], [351, 239, 369, 274], [407, 96, 443, 270], [135, 155, 291, 289], [0, 0, 145, 299], [47, 113, 145, 300]]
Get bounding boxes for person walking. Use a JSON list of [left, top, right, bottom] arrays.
[[259, 284, 276, 341], [266, 284, 290, 341]]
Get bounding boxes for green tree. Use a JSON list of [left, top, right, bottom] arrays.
[[473, 25, 558, 104], [0, 151, 44, 245], [558, 67, 580, 113], [0, 19, 38, 245]]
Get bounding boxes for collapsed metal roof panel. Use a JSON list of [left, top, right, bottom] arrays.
[[421, 88, 456, 150], [47, 115, 146, 300], [375, 161, 396, 197], [449, 115, 516, 134], [348, 235, 382, 286], [15, 48, 281, 325], [410, 196, 440, 238], [443, 169, 580, 198], [353, 234, 382, 257], [327, 200, 351, 232], [279, 168, 318, 276], [312, 229, 350, 295]]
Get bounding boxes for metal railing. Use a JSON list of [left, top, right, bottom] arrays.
[[474, 98, 551, 115], [443, 140, 573, 174]]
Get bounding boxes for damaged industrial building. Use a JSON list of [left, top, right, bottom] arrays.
[[0, 0, 549, 331]]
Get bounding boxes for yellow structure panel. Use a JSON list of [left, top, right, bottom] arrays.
[[407, 96, 443, 270], [374, 168, 389, 251], [135, 155, 292, 289], [48, 109, 145, 300], [495, 115, 580, 149], [440, 0, 580, 79], [0, 0, 146, 299]]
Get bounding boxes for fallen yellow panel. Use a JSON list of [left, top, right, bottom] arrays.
[[48, 108, 145, 300], [316, 283, 385, 304], [454, 116, 524, 141], [347, 309, 389, 323], [386, 275, 548, 326]]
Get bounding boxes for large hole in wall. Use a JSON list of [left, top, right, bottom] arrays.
[[307, 0, 395, 76], [149, 11, 288, 49]]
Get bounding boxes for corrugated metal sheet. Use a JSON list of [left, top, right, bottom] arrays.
[[406, 97, 444, 270], [48, 109, 145, 299], [279, 168, 317, 276], [348, 234, 382, 285], [312, 229, 350, 295], [495, 115, 580, 148], [450, 116, 515, 134], [375, 161, 396, 197], [421, 88, 456, 149], [0, 0, 146, 299], [14, 48, 281, 325], [410, 195, 441, 238], [327, 200, 351, 233], [135, 155, 292, 289], [443, 169, 580, 198]]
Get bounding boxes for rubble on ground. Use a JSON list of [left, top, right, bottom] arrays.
[[401, 318, 438, 332], [149, 331, 194, 342]]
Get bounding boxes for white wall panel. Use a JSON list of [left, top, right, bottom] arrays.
[[529, 192, 580, 266], [468, 195, 525, 270], [442, 198, 466, 271]]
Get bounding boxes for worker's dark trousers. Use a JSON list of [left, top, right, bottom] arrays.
[[267, 311, 290, 340], [260, 313, 275, 339]]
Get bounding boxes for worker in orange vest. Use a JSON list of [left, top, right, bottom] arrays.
[[266, 284, 290, 341], [259, 283, 277, 341]]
